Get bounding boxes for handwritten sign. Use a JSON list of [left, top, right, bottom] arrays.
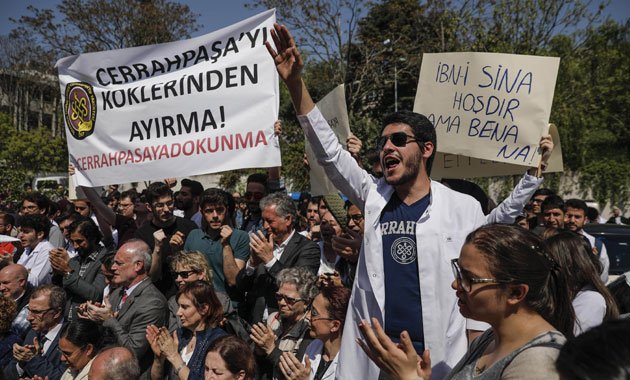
[[307, 84, 351, 196], [57, 10, 280, 187], [414, 52, 559, 167], [431, 124, 564, 179]]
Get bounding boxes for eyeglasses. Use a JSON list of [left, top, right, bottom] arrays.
[[244, 192, 265, 201], [348, 214, 364, 222], [173, 270, 199, 279], [376, 132, 419, 151], [310, 307, 335, 323], [275, 292, 304, 306], [203, 207, 226, 215], [60, 346, 84, 359], [153, 201, 174, 209], [27, 306, 54, 317], [451, 259, 511, 292]]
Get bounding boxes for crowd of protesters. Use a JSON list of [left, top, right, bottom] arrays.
[[0, 23, 629, 380]]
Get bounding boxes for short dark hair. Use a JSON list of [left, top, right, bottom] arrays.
[[56, 211, 82, 226], [0, 212, 15, 226], [22, 192, 50, 213], [586, 207, 600, 222], [145, 182, 173, 205], [200, 188, 229, 210], [120, 189, 139, 204], [68, 218, 102, 246], [19, 214, 51, 239], [246, 173, 268, 189], [380, 111, 437, 175], [180, 179, 204, 197], [565, 199, 588, 214], [541, 195, 565, 213], [556, 319, 630, 379], [61, 319, 104, 353], [533, 188, 555, 198], [207, 336, 256, 380]]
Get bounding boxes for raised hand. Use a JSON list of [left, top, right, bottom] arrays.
[[265, 23, 304, 85]]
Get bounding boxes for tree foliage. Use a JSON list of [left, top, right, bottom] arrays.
[[0, 113, 68, 202], [8, 0, 201, 72]]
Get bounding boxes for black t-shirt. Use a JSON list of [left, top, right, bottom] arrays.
[[134, 216, 197, 297]]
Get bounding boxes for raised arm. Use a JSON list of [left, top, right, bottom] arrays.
[[266, 24, 314, 115], [485, 134, 553, 224]]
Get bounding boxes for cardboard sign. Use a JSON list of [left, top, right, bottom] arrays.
[[307, 84, 351, 196], [431, 123, 564, 179], [414, 52, 560, 167]]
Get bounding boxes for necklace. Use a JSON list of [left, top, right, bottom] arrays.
[[474, 364, 486, 375]]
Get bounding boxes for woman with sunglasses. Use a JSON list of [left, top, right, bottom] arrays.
[[147, 280, 226, 380], [278, 285, 351, 380], [357, 224, 575, 380], [168, 251, 231, 332], [250, 267, 318, 380], [59, 319, 103, 380], [545, 231, 619, 335]]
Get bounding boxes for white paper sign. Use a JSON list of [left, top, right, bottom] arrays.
[[57, 10, 280, 187], [414, 52, 559, 167], [307, 84, 351, 196]]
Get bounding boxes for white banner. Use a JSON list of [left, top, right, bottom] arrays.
[[414, 52, 559, 167], [307, 84, 351, 196], [57, 9, 280, 187]]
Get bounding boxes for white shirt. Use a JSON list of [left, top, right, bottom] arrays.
[[573, 288, 606, 335], [17, 240, 54, 286], [303, 339, 338, 380], [580, 230, 610, 283]]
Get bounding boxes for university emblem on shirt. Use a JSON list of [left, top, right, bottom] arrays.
[[65, 82, 97, 140], [391, 236, 417, 264]]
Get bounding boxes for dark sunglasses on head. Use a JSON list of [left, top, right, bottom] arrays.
[[376, 132, 419, 151], [274, 292, 304, 306], [173, 270, 199, 279]]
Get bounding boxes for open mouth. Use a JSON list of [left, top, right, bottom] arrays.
[[383, 155, 400, 171]]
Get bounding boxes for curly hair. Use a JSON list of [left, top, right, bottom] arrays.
[[170, 251, 213, 282], [319, 285, 351, 323], [276, 267, 318, 303], [0, 296, 17, 334]]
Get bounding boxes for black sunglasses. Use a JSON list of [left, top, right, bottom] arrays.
[[376, 132, 419, 151], [173, 270, 199, 279], [275, 292, 304, 306]]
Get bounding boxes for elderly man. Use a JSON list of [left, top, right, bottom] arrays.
[[0, 264, 34, 337], [88, 346, 141, 380], [236, 192, 319, 323], [3, 284, 67, 380], [79, 239, 167, 379]]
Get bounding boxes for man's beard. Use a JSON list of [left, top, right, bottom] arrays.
[[384, 153, 421, 186]]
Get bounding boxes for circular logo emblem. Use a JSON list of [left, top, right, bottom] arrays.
[[391, 237, 417, 264], [64, 82, 97, 140]]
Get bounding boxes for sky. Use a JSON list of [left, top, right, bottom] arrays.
[[0, 0, 628, 38]]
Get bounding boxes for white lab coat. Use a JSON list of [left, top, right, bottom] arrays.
[[297, 107, 541, 380], [302, 339, 338, 380]]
